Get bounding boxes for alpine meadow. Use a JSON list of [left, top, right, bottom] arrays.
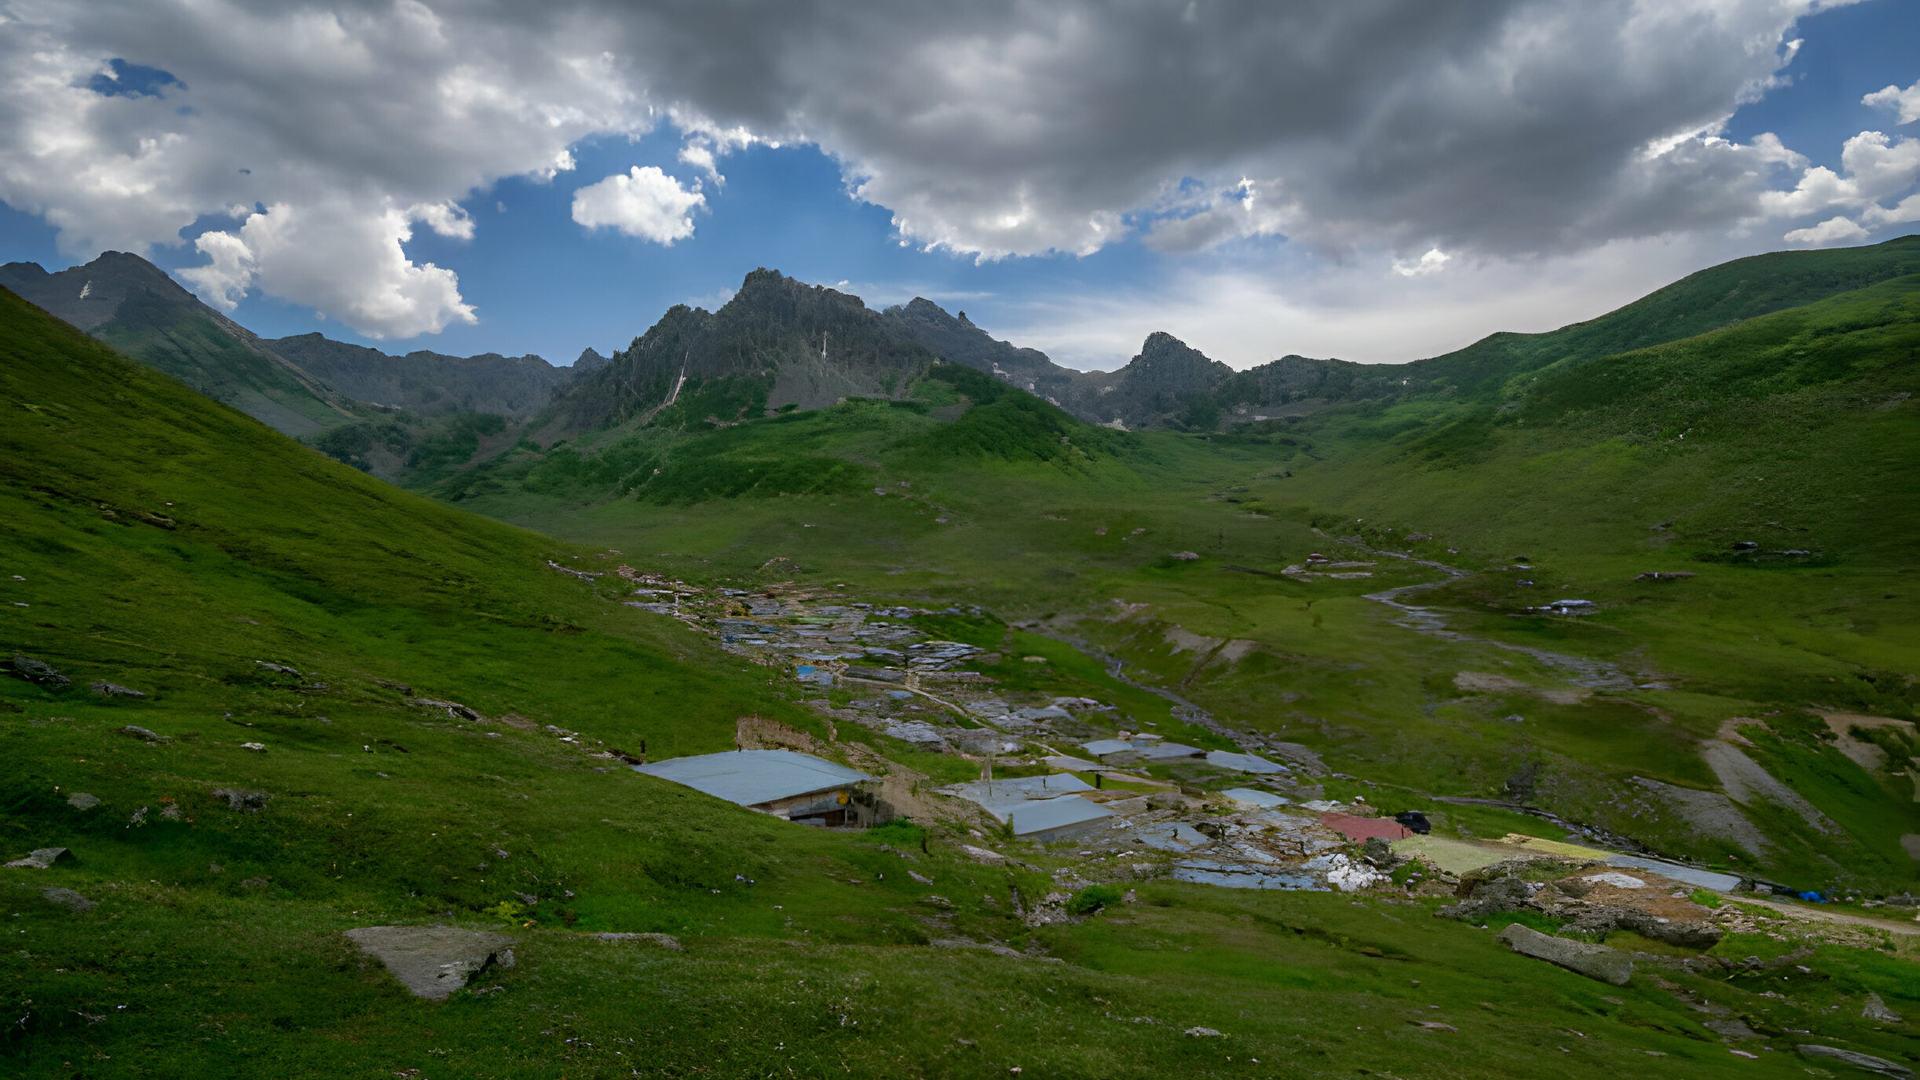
[[4, 4, 1920, 1078]]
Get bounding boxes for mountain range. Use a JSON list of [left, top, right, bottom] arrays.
[[12, 236, 1920, 464], [0, 252, 601, 437]]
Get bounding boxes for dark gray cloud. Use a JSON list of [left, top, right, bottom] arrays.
[[1, 0, 1909, 339], [586, 0, 1859, 257]]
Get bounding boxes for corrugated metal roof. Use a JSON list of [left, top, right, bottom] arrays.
[[632, 750, 873, 807], [1135, 741, 1205, 760], [1007, 794, 1113, 838], [1206, 750, 1286, 774], [948, 774, 1096, 824]]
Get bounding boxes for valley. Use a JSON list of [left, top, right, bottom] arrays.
[[3, 236, 1917, 1078]]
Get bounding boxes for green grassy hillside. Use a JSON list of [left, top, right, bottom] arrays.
[[0, 252, 365, 437]]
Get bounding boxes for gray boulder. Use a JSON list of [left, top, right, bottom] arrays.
[[42, 887, 94, 912], [9, 654, 70, 689], [1439, 875, 1533, 922], [211, 788, 270, 812], [1796, 1045, 1911, 1078], [1496, 923, 1633, 986], [590, 932, 683, 950], [66, 792, 99, 810], [1563, 905, 1722, 949], [344, 926, 517, 1001], [4, 847, 71, 869], [1862, 993, 1903, 1023], [90, 681, 145, 698]]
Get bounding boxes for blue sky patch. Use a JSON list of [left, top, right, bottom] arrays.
[[86, 59, 184, 99]]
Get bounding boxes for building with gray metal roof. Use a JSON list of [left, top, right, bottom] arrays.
[[633, 750, 875, 826]]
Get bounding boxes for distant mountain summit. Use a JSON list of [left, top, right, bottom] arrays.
[[0, 251, 361, 435], [541, 269, 943, 435], [1, 251, 592, 435], [878, 297, 1082, 405]]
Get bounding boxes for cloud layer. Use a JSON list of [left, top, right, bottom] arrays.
[[0, 0, 645, 336], [1, 0, 1915, 340]]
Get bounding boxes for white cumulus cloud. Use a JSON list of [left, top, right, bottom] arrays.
[[0, 0, 647, 337], [571, 166, 705, 244], [1783, 215, 1869, 246], [1864, 79, 1920, 126], [1393, 249, 1452, 277], [184, 199, 477, 337]]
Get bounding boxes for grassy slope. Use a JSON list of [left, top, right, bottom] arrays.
[[14, 290, 1898, 1077], [1364, 232, 1920, 402]]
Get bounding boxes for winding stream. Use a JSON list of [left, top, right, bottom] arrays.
[[1361, 549, 1647, 691]]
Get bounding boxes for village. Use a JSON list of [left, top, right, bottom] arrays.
[[583, 562, 1920, 990]]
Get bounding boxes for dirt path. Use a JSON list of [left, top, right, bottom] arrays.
[[1730, 893, 1920, 943]]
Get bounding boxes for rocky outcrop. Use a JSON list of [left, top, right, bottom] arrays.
[[4, 847, 72, 869], [1796, 1045, 1911, 1078], [1496, 923, 1633, 985], [344, 926, 517, 1001], [8, 654, 70, 690]]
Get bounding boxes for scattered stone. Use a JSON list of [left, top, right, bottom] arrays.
[[1796, 1045, 1911, 1078], [1169, 552, 1201, 561], [253, 661, 301, 676], [1633, 571, 1697, 582], [956, 844, 1007, 866], [9, 654, 70, 690], [1496, 923, 1632, 986], [1581, 872, 1646, 890], [90, 681, 145, 698], [1562, 908, 1722, 950], [591, 932, 682, 950], [909, 870, 934, 885], [159, 804, 182, 820], [5, 847, 71, 869], [407, 698, 483, 721], [240, 876, 271, 889], [66, 792, 99, 810], [211, 788, 270, 812], [128, 806, 146, 826], [240, 742, 266, 752], [42, 887, 94, 912], [344, 926, 518, 1001], [119, 725, 166, 743], [1183, 1027, 1224, 1037], [1703, 1018, 1759, 1040], [1862, 993, 1903, 1023], [1412, 1020, 1458, 1031]]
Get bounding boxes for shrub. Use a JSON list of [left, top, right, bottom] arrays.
[[1066, 884, 1125, 916]]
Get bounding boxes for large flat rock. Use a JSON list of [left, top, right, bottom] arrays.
[[1797, 1045, 1911, 1078], [344, 925, 516, 1001], [1496, 923, 1632, 986]]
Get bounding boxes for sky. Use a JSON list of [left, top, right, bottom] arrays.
[[1, 1, 1918, 372]]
